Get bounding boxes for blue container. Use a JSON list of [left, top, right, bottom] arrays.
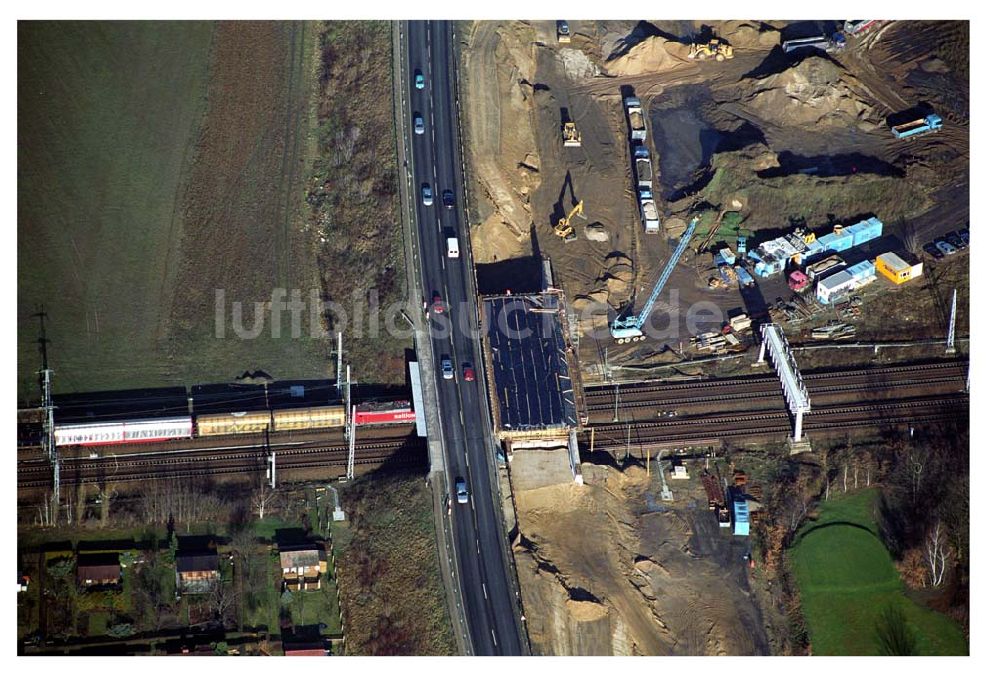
[[846, 217, 883, 246], [847, 259, 875, 281], [818, 231, 854, 252]]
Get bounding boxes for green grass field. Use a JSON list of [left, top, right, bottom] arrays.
[[790, 490, 966, 655], [18, 21, 332, 401]]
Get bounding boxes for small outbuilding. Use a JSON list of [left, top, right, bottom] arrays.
[[175, 551, 221, 594], [280, 545, 327, 591], [76, 553, 122, 589]]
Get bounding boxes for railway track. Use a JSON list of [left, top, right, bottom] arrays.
[[584, 361, 969, 402], [584, 361, 967, 411], [583, 395, 967, 451], [18, 437, 425, 489]]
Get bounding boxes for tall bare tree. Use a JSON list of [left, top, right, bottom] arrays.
[[251, 484, 278, 520], [925, 519, 951, 587]]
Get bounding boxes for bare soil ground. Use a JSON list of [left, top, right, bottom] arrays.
[[511, 460, 767, 655], [459, 20, 969, 384]]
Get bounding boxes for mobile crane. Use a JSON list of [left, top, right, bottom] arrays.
[[610, 216, 700, 343]]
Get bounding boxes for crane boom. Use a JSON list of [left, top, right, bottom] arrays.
[[611, 216, 700, 342]]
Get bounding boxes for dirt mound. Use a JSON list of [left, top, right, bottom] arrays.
[[567, 598, 608, 622], [559, 48, 599, 81], [712, 20, 781, 50], [739, 55, 878, 128], [605, 35, 690, 76], [584, 222, 609, 242]]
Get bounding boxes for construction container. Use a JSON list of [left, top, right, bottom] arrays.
[[733, 499, 750, 536], [818, 230, 854, 252], [718, 247, 736, 265], [847, 259, 876, 286], [845, 217, 883, 246], [816, 269, 856, 304], [875, 252, 923, 285]]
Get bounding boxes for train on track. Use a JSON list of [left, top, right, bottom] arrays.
[[25, 380, 416, 449]]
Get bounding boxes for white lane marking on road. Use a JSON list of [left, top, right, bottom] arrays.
[[437, 216, 442, 234], [476, 538, 480, 555], [482, 583, 488, 600], [491, 629, 497, 646]]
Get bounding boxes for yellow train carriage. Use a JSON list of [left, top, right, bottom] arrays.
[[272, 405, 345, 431], [197, 411, 271, 436], [196, 405, 345, 437]]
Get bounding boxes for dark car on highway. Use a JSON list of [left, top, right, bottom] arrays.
[[431, 293, 445, 314], [958, 227, 970, 245], [442, 189, 455, 208]]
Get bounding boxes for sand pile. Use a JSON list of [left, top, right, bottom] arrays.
[[740, 55, 877, 127], [567, 598, 609, 622], [713, 20, 781, 50], [605, 35, 690, 76], [559, 48, 600, 81]]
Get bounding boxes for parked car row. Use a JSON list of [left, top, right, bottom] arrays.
[[923, 228, 969, 259]]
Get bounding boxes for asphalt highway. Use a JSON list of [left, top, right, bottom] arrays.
[[403, 20, 524, 655]]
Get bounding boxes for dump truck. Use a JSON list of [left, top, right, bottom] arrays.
[[717, 264, 738, 287], [735, 265, 755, 288], [624, 96, 647, 142], [556, 20, 571, 43], [782, 34, 845, 53], [635, 156, 653, 189], [688, 39, 734, 61], [562, 121, 581, 147], [843, 20, 880, 36], [638, 188, 659, 234], [890, 113, 943, 139]]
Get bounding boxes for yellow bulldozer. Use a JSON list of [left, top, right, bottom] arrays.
[[688, 39, 734, 61], [554, 200, 583, 242], [562, 121, 581, 147]]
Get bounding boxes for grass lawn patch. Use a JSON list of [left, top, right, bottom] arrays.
[[287, 585, 341, 635], [790, 490, 966, 655], [243, 550, 281, 632], [86, 611, 110, 637]]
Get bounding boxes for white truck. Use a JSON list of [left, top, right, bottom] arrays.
[[624, 96, 647, 142], [638, 188, 659, 234], [446, 237, 459, 258]]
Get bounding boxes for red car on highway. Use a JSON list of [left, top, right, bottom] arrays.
[[431, 293, 445, 314], [463, 363, 474, 381]]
